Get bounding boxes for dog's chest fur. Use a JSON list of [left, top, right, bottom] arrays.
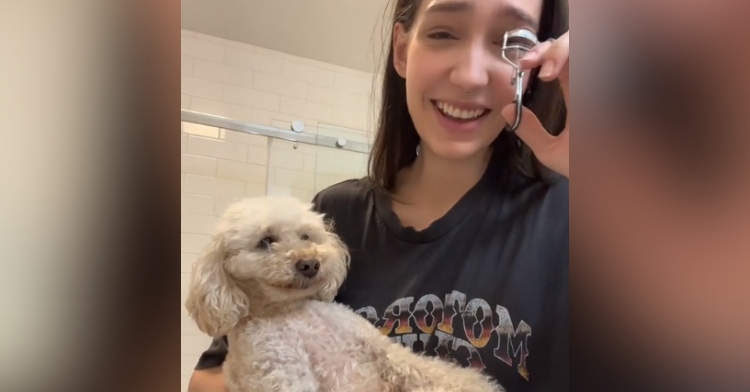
[[226, 300, 397, 392]]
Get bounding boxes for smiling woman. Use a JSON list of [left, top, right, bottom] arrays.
[[188, 1, 569, 391], [370, 0, 566, 190]]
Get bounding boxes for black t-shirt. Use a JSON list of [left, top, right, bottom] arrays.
[[194, 162, 569, 392]]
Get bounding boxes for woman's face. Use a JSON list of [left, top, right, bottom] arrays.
[[393, 0, 543, 160]]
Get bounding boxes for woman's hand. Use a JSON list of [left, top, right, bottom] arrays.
[[502, 31, 570, 179]]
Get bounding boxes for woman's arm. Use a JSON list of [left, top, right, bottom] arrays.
[[188, 337, 230, 392], [188, 367, 226, 392]]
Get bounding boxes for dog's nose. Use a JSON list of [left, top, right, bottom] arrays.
[[295, 259, 320, 278]]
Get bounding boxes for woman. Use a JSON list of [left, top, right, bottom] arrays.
[[188, 0, 569, 391]]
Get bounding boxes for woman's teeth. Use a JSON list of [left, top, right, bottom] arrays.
[[435, 101, 487, 120]]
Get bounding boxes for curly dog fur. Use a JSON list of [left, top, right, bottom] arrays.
[[185, 196, 505, 392]]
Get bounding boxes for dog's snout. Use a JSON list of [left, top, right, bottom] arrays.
[[295, 259, 320, 278]]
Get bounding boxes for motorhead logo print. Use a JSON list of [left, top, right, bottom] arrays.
[[354, 290, 532, 381]]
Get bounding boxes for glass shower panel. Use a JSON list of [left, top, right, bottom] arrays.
[[266, 123, 370, 202], [266, 139, 369, 202], [314, 122, 370, 194], [266, 138, 319, 203], [312, 144, 368, 194]]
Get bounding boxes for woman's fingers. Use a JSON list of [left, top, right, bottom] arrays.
[[519, 32, 570, 82], [544, 33, 569, 82], [519, 40, 553, 69], [501, 104, 570, 178], [502, 30, 570, 179], [502, 105, 556, 148]]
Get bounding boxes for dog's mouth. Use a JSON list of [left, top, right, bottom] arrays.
[[268, 282, 306, 290], [257, 258, 327, 293], [265, 277, 320, 291]]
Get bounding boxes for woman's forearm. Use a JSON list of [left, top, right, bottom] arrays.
[[187, 368, 227, 392]]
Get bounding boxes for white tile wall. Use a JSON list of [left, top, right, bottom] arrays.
[[180, 29, 376, 391]]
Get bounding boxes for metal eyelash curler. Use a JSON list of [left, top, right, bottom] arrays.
[[501, 28, 540, 132]]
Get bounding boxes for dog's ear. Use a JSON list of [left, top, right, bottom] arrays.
[[184, 235, 249, 337], [314, 224, 351, 303]]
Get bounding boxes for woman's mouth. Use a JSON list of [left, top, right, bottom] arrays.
[[432, 100, 490, 122]]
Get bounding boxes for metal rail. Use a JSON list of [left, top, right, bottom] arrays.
[[181, 110, 371, 154]]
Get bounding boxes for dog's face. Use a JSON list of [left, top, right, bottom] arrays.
[[220, 197, 349, 302], [184, 196, 350, 337]]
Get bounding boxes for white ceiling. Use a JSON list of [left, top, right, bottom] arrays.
[[181, 0, 393, 73]]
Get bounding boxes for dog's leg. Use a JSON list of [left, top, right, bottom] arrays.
[[329, 308, 502, 392], [228, 365, 319, 392], [225, 348, 320, 392], [253, 368, 318, 392], [382, 343, 505, 392]]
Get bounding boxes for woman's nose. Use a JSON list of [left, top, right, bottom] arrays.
[[450, 41, 491, 93]]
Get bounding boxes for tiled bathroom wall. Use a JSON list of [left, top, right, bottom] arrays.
[[181, 29, 377, 391]]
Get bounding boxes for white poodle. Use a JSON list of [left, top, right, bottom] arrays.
[[185, 196, 505, 392]]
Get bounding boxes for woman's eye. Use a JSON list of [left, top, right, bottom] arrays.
[[257, 237, 275, 250], [428, 31, 456, 40], [301, 234, 310, 241]]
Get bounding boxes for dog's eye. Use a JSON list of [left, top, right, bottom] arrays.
[[300, 234, 309, 241], [257, 237, 275, 250]]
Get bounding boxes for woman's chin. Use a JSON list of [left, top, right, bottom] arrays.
[[429, 142, 489, 161]]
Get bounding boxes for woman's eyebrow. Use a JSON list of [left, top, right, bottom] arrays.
[[499, 5, 539, 30], [425, 1, 539, 30]]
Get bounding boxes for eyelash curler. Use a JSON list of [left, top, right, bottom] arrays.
[[501, 28, 540, 132]]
